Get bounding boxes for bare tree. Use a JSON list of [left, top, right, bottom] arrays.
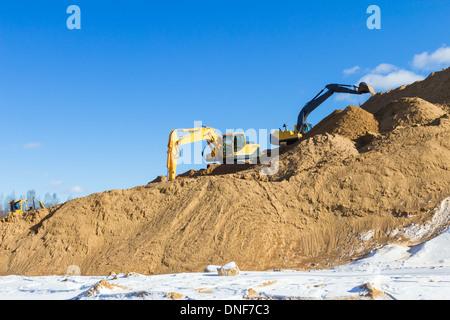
[[52, 193, 60, 206], [0, 193, 5, 218], [43, 192, 52, 207], [43, 192, 60, 207], [4, 192, 16, 212], [27, 189, 37, 210]]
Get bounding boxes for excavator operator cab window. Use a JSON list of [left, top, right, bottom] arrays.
[[234, 134, 246, 152], [303, 124, 312, 134], [223, 135, 233, 157], [14, 202, 20, 211], [223, 135, 232, 145], [223, 135, 232, 149]]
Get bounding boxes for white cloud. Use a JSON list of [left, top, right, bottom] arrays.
[[343, 66, 360, 75], [334, 93, 360, 103], [67, 186, 86, 194], [358, 69, 424, 91], [50, 180, 63, 185], [23, 142, 42, 149], [371, 63, 398, 74], [347, 46, 449, 93], [412, 46, 450, 71]]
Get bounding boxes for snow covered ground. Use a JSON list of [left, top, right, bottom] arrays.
[[1, 198, 449, 302], [1, 226, 450, 301]]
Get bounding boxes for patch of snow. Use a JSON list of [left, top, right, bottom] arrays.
[[400, 197, 450, 242]]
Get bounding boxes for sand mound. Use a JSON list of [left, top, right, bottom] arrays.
[[252, 133, 360, 182], [303, 105, 379, 141], [375, 97, 446, 132], [362, 67, 450, 114], [177, 162, 258, 179], [0, 68, 449, 277]]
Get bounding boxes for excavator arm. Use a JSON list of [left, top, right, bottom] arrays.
[[167, 127, 222, 181], [271, 82, 375, 145], [296, 82, 375, 134]]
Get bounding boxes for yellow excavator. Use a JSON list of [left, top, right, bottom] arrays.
[[9, 198, 45, 216], [271, 82, 375, 145], [167, 127, 260, 181], [9, 199, 28, 216]]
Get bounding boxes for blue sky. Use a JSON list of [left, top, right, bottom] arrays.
[[1, 0, 449, 203]]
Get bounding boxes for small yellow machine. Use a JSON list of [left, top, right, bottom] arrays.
[[8, 198, 45, 216], [9, 199, 28, 216], [167, 127, 260, 181]]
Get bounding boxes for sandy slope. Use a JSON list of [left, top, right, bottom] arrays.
[[0, 200, 449, 301]]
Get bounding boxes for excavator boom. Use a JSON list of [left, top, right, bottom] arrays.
[[296, 82, 375, 134], [167, 127, 222, 181], [272, 82, 375, 145]]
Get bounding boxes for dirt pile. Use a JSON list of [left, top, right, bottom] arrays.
[[362, 68, 450, 114], [0, 68, 449, 277], [303, 104, 379, 141], [375, 97, 446, 132], [177, 162, 257, 178]]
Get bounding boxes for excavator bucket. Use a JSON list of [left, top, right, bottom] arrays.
[[358, 82, 376, 96]]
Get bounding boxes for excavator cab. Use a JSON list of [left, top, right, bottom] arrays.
[[222, 133, 259, 163], [234, 134, 246, 152], [302, 123, 312, 134], [9, 199, 28, 216], [223, 133, 245, 155]]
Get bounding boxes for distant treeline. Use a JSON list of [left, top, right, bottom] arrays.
[[0, 190, 61, 218]]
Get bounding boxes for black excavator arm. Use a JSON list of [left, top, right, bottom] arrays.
[[296, 82, 375, 134]]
